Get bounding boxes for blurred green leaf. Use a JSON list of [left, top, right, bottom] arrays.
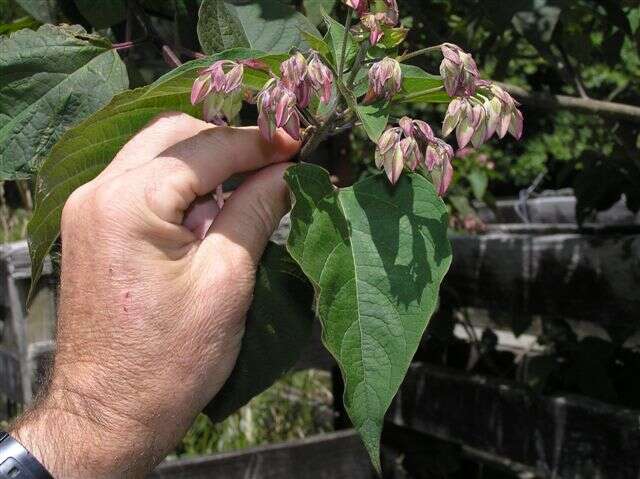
[[468, 169, 488, 201], [14, 0, 59, 23], [304, 0, 336, 26], [74, 0, 126, 28], [0, 16, 39, 35]]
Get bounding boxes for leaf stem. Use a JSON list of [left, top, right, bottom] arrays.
[[339, 10, 353, 78], [397, 45, 442, 63]]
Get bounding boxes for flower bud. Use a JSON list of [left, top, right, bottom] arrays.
[[191, 60, 245, 123], [375, 127, 404, 184], [399, 116, 435, 144], [470, 104, 487, 149], [365, 57, 402, 103], [361, 13, 384, 45], [400, 137, 421, 170], [376, 117, 455, 192], [280, 52, 310, 108], [425, 138, 455, 196], [257, 80, 301, 142], [307, 52, 334, 104], [439, 43, 480, 98], [489, 85, 523, 140]]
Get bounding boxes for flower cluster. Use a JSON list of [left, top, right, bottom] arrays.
[[190, 60, 244, 125], [344, 0, 400, 46], [189, 5, 524, 197], [439, 43, 523, 149], [376, 117, 454, 195], [257, 50, 334, 141]]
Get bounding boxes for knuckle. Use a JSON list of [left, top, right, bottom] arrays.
[[147, 111, 206, 134], [61, 183, 92, 229], [91, 180, 130, 222]]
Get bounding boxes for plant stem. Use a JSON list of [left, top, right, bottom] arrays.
[[339, 10, 353, 78], [347, 41, 368, 89], [300, 112, 338, 160], [397, 45, 442, 63], [297, 106, 319, 128]]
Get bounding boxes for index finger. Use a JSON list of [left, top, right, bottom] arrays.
[[135, 126, 300, 223]]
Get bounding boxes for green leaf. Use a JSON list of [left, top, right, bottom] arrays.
[[204, 243, 314, 423], [197, 0, 249, 53], [379, 26, 408, 49], [400, 65, 441, 92], [0, 25, 128, 180], [27, 48, 275, 295], [397, 64, 449, 103], [198, 0, 320, 54], [303, 0, 336, 26], [0, 16, 40, 35], [15, 0, 59, 23], [468, 169, 488, 201], [355, 101, 389, 143], [74, 0, 126, 29], [300, 29, 330, 57], [323, 12, 357, 68], [285, 164, 452, 470]]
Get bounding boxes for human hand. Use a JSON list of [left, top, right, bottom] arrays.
[[11, 112, 300, 478]]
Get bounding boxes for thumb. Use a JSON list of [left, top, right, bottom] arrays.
[[197, 162, 292, 269]]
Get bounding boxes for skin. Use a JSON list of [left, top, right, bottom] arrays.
[[9, 112, 300, 478]]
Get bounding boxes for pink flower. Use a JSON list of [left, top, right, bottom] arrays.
[[257, 80, 301, 142], [191, 60, 244, 123], [343, 0, 368, 16], [439, 43, 480, 98], [357, 0, 399, 45], [489, 85, 523, 140], [307, 52, 334, 104], [365, 57, 402, 103], [425, 138, 455, 196], [399, 116, 435, 144], [375, 127, 404, 184], [280, 52, 311, 108], [375, 116, 454, 194]]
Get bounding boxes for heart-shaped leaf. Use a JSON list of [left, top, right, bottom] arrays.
[[204, 243, 314, 423], [27, 49, 281, 296], [285, 164, 452, 470], [0, 25, 128, 179], [198, 0, 320, 54]]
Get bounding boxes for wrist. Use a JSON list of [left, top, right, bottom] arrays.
[[9, 381, 158, 479]]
